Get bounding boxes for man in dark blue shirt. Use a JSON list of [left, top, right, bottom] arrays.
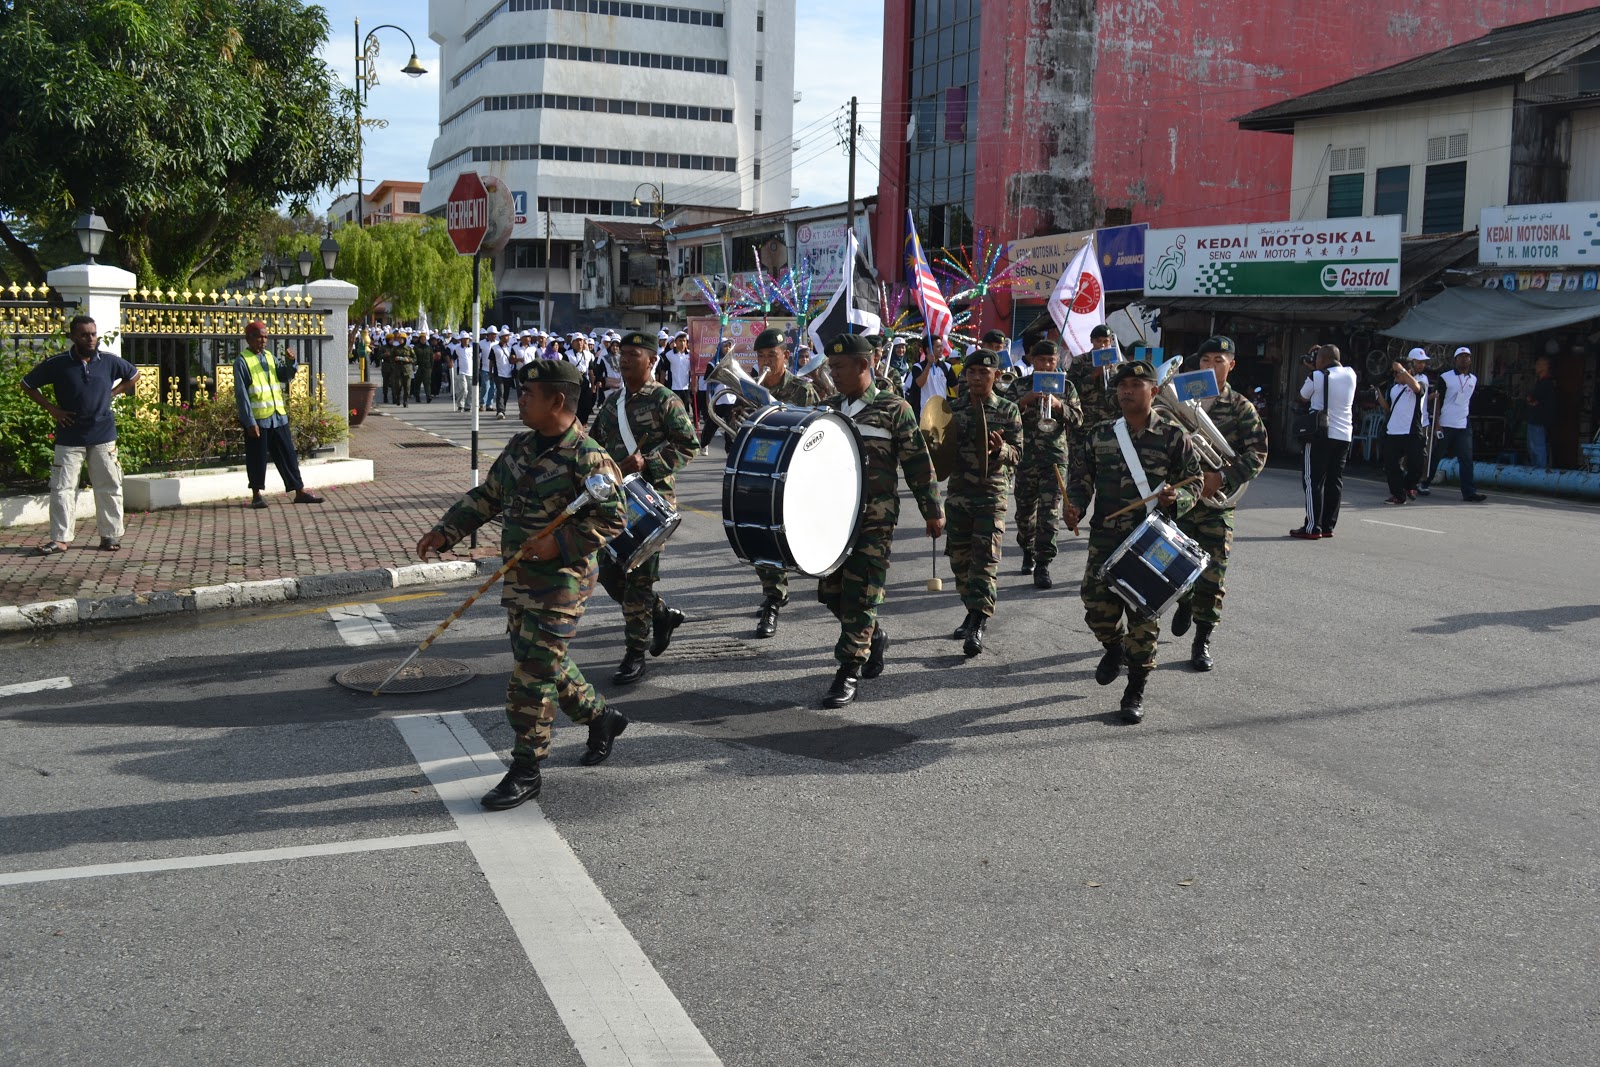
[[20, 315, 139, 555]]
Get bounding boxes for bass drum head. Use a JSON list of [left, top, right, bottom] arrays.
[[780, 410, 864, 576]]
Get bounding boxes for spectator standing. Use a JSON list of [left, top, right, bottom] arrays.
[[234, 320, 324, 510], [20, 314, 139, 555], [1525, 355, 1557, 469], [1378, 349, 1430, 504], [664, 332, 694, 415], [1426, 346, 1487, 502], [1291, 345, 1358, 540]]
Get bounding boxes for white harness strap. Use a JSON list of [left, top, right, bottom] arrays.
[[615, 389, 638, 456], [1113, 417, 1162, 516]]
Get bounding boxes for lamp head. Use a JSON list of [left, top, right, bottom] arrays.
[[401, 54, 427, 77]]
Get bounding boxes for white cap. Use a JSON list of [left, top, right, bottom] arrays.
[[1453, 346, 1472, 356], [1407, 347, 1428, 362]]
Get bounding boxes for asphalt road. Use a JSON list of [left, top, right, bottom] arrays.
[[4, 448, 1598, 1066]]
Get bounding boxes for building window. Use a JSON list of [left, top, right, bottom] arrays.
[[755, 63, 763, 82], [1421, 161, 1467, 233], [907, 0, 980, 250], [753, 162, 762, 179], [487, 42, 728, 77], [505, 242, 572, 271], [401, 200, 421, 214], [754, 111, 762, 131], [1374, 165, 1410, 230], [757, 12, 764, 31], [473, 144, 736, 172], [1326, 173, 1364, 218]]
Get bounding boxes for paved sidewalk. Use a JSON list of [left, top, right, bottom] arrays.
[[1, 412, 501, 612]]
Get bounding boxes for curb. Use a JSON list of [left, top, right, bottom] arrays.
[[0, 558, 501, 635]]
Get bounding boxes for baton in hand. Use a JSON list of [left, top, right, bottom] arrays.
[[372, 474, 617, 696]]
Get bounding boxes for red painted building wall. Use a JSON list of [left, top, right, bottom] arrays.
[[876, 0, 1600, 298]]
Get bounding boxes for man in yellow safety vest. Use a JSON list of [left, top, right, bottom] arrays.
[[234, 320, 324, 509]]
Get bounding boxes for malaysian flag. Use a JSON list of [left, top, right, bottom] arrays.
[[904, 209, 952, 343]]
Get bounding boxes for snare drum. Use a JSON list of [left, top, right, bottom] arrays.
[[604, 473, 682, 573], [722, 406, 864, 577], [1098, 513, 1210, 620]]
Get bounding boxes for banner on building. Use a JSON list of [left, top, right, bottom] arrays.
[[1007, 231, 1092, 298], [1143, 217, 1402, 297], [687, 315, 796, 377], [1097, 224, 1148, 292], [1479, 201, 1600, 268]]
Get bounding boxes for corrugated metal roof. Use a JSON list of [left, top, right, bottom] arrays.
[[1235, 9, 1600, 131]]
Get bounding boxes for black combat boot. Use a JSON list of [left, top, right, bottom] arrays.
[[823, 666, 859, 708], [1020, 549, 1034, 575], [862, 624, 889, 678], [1170, 599, 1193, 637], [650, 601, 686, 656], [481, 758, 542, 810], [1095, 643, 1123, 686], [1033, 565, 1053, 590], [613, 649, 647, 685], [1120, 667, 1149, 724], [963, 615, 987, 657], [953, 611, 976, 641], [1190, 623, 1214, 672], [580, 709, 629, 766], [755, 596, 784, 639]]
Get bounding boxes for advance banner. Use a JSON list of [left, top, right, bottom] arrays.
[[1144, 217, 1401, 298]]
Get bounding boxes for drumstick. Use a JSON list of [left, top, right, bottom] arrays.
[[1052, 461, 1077, 536], [927, 534, 943, 592], [372, 496, 595, 697], [1102, 476, 1204, 523]]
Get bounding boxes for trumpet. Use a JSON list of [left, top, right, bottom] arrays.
[[704, 354, 779, 438], [1154, 363, 1248, 509]]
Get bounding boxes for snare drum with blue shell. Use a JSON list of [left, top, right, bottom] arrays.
[[604, 473, 682, 573], [1098, 513, 1210, 619]]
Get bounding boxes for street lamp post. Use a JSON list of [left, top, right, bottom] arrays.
[[353, 19, 427, 228], [632, 182, 666, 331]]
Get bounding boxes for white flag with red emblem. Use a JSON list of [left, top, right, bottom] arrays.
[[1048, 234, 1105, 357]]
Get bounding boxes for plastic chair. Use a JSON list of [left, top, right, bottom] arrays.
[[1352, 410, 1386, 462]]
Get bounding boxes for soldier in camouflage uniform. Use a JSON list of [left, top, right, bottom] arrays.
[[1169, 336, 1269, 672], [588, 329, 699, 685], [417, 359, 629, 810], [409, 332, 433, 404], [943, 349, 1022, 657], [1066, 323, 1122, 468], [1007, 340, 1083, 589], [750, 328, 821, 639], [381, 334, 410, 407], [1064, 359, 1201, 724], [817, 332, 943, 708]]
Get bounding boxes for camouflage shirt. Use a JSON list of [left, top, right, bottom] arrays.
[[588, 380, 698, 501], [822, 382, 943, 536], [1194, 384, 1269, 511], [1067, 408, 1200, 540], [946, 391, 1022, 503], [1006, 372, 1083, 462], [1067, 360, 1120, 435], [768, 368, 819, 407], [432, 421, 626, 634]]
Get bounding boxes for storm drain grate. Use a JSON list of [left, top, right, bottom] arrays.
[[334, 658, 476, 693], [396, 441, 461, 449], [656, 637, 759, 663]]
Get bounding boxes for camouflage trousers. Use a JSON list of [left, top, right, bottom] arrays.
[[817, 526, 893, 668], [756, 564, 789, 603], [505, 606, 604, 764], [598, 548, 663, 653], [946, 498, 1006, 618], [1176, 506, 1234, 627], [1081, 536, 1163, 670], [1014, 456, 1066, 564]]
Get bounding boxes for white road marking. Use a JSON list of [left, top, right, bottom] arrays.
[[0, 831, 464, 887], [0, 676, 73, 699], [1361, 518, 1445, 534], [328, 602, 398, 646], [395, 712, 722, 1067]]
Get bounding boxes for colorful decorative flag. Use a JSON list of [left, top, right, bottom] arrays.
[[904, 210, 953, 343], [1048, 234, 1105, 357]]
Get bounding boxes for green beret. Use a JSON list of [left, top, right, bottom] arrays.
[[1090, 324, 1113, 340], [1029, 340, 1058, 357], [753, 328, 786, 350], [1195, 335, 1236, 356], [517, 359, 582, 387], [1112, 359, 1157, 384], [965, 348, 1001, 370], [866, 333, 885, 348], [825, 333, 873, 358], [617, 330, 658, 353], [981, 329, 1008, 346]]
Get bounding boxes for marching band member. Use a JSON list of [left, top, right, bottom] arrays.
[[943, 349, 1022, 657], [588, 330, 699, 685], [816, 333, 943, 708], [1008, 339, 1082, 588], [1064, 360, 1200, 724], [1168, 337, 1269, 672], [750, 328, 820, 639]]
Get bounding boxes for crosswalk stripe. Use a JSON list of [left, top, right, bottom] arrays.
[[327, 603, 398, 646], [0, 676, 73, 699]]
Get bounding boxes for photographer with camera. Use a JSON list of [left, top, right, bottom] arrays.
[[1291, 344, 1358, 540], [1377, 348, 1431, 504]]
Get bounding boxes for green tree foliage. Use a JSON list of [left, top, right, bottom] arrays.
[[0, 0, 357, 287], [322, 220, 495, 328]]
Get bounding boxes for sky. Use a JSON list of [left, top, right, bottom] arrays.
[[313, 0, 884, 215]]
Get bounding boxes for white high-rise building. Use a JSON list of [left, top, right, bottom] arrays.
[[422, 0, 796, 330]]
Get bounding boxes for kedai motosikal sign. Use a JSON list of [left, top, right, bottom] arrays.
[[1479, 202, 1599, 267], [1143, 217, 1401, 297]]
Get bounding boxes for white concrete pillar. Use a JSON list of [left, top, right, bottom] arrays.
[[45, 262, 139, 357], [275, 279, 359, 458]]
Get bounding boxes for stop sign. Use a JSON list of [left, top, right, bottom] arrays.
[[446, 172, 488, 255]]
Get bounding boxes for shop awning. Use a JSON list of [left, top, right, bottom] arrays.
[[1381, 286, 1600, 343]]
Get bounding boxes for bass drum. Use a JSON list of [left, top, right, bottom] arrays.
[[722, 406, 864, 578]]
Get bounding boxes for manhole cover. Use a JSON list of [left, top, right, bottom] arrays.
[[656, 637, 759, 663], [334, 658, 476, 694]]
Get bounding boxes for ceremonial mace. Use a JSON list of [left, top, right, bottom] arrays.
[[371, 473, 618, 696]]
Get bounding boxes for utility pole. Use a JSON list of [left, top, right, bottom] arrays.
[[845, 96, 858, 237]]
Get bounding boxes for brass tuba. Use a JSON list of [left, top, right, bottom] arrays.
[[796, 347, 837, 400], [705, 354, 778, 438], [1154, 362, 1249, 509]]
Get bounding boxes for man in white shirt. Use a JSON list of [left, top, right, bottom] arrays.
[[492, 330, 516, 419], [911, 336, 951, 417], [451, 332, 474, 411], [1292, 344, 1359, 540], [664, 333, 693, 414], [1378, 348, 1430, 504], [1422, 345, 1486, 502]]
